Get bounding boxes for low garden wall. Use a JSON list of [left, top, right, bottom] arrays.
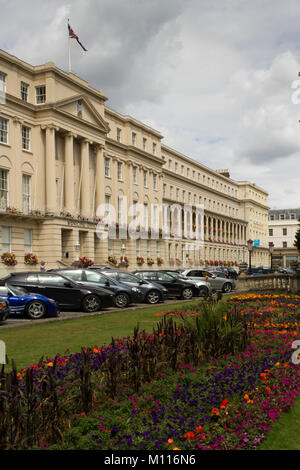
[[237, 273, 300, 294]]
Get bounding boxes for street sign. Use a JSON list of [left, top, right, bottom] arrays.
[[253, 239, 260, 247]]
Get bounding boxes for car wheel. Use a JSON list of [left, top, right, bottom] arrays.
[[222, 282, 232, 293], [115, 292, 130, 308], [145, 290, 160, 304], [82, 295, 102, 313], [198, 286, 209, 298], [181, 287, 193, 300], [26, 300, 47, 319]]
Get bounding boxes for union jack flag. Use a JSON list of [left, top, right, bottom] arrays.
[[68, 23, 87, 52]]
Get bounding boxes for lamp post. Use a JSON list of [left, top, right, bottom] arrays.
[[247, 239, 253, 274], [269, 242, 274, 271]]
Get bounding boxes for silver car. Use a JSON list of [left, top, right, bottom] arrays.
[[181, 269, 236, 293]]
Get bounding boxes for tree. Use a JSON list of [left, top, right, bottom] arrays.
[[294, 219, 300, 253]]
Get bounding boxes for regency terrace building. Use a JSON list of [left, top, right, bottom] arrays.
[[0, 49, 269, 275]]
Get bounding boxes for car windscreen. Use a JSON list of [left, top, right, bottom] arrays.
[[8, 285, 28, 296], [157, 272, 174, 281], [85, 271, 118, 285]]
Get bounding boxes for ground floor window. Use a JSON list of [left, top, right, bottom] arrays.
[[24, 228, 32, 253], [1, 226, 10, 252]]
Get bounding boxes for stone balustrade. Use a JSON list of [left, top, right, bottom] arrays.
[[236, 273, 300, 294]]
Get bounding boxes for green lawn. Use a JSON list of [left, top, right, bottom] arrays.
[[0, 300, 200, 371], [259, 396, 300, 450]]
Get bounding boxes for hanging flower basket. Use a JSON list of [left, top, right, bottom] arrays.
[[107, 255, 118, 266], [24, 253, 38, 266], [80, 256, 94, 268], [147, 257, 155, 266], [119, 256, 129, 267], [1, 252, 17, 266], [157, 257, 164, 266], [136, 256, 144, 266]]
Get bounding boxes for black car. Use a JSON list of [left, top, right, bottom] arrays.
[[54, 269, 144, 308], [132, 270, 196, 300], [98, 269, 168, 304], [0, 297, 10, 323], [2, 272, 115, 313]]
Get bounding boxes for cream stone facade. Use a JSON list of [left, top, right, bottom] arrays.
[[268, 208, 300, 268], [0, 49, 269, 275]]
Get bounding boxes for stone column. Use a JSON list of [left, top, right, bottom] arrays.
[[44, 125, 57, 215], [95, 144, 105, 212], [80, 139, 91, 218], [64, 132, 76, 214]]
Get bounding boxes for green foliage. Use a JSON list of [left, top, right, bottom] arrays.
[[294, 220, 300, 253]]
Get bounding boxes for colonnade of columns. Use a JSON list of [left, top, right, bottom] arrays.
[[43, 125, 105, 218]]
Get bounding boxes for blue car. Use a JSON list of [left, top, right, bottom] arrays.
[[0, 284, 60, 319]]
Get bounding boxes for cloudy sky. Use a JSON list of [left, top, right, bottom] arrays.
[[1, 0, 300, 209]]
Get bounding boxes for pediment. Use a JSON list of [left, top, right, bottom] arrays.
[[53, 94, 110, 133]]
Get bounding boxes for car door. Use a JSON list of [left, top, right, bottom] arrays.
[[156, 272, 180, 296], [38, 273, 82, 309]]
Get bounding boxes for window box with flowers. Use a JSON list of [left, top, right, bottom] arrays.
[[80, 256, 94, 268], [60, 210, 73, 218], [24, 253, 38, 266], [6, 206, 22, 215], [77, 214, 90, 221], [157, 257, 163, 266], [108, 255, 118, 266], [119, 256, 129, 267], [1, 252, 17, 266], [136, 256, 144, 266], [29, 209, 43, 217], [147, 257, 155, 266]]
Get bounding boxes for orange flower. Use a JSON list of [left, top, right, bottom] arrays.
[[211, 408, 219, 415], [168, 438, 174, 445], [184, 432, 195, 440], [196, 425, 203, 433]]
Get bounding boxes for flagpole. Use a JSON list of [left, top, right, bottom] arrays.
[[68, 19, 72, 73]]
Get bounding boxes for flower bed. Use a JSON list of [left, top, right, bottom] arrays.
[[1, 294, 300, 450]]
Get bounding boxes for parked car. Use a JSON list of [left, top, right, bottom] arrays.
[[0, 284, 59, 319], [97, 269, 168, 304], [54, 269, 144, 308], [2, 272, 116, 312], [277, 267, 294, 274], [246, 267, 274, 275], [206, 267, 228, 279], [87, 265, 112, 271], [158, 270, 212, 297], [132, 270, 196, 300], [0, 297, 10, 323], [181, 269, 236, 293], [206, 266, 239, 280]]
